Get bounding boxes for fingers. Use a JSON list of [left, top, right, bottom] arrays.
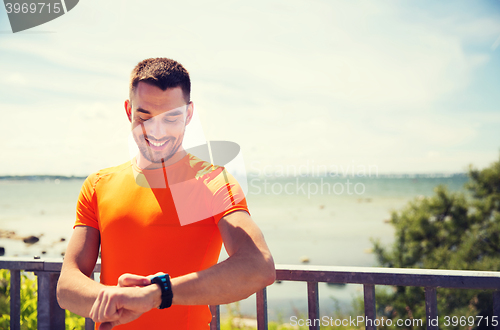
[[90, 286, 150, 326], [90, 289, 121, 324], [89, 291, 103, 322], [117, 272, 165, 287], [118, 273, 151, 287], [90, 276, 161, 327], [99, 322, 114, 330], [99, 318, 126, 330], [146, 272, 165, 280]]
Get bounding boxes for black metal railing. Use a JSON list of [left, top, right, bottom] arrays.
[[2, 258, 500, 330], [267, 265, 500, 330]]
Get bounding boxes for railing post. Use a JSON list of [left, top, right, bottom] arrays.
[[363, 284, 376, 330], [10, 270, 21, 330], [37, 271, 65, 330], [307, 282, 319, 330], [256, 287, 268, 330], [85, 272, 96, 330], [493, 290, 500, 330], [85, 317, 95, 330], [209, 305, 220, 330], [425, 287, 438, 330]]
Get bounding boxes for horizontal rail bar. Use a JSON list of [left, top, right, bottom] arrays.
[[2, 258, 500, 330], [0, 257, 101, 272], [276, 264, 500, 289], [3, 258, 498, 289], [0, 258, 45, 271]]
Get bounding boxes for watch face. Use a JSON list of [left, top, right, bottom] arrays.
[[153, 274, 169, 285]]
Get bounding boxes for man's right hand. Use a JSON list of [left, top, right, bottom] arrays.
[[57, 224, 162, 329], [90, 281, 161, 330]]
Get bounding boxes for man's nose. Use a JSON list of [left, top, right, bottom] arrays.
[[144, 117, 167, 139]]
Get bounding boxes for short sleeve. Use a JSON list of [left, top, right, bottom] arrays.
[[209, 168, 249, 224], [74, 173, 99, 230]]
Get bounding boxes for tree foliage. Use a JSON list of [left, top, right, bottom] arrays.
[[372, 156, 500, 329], [0, 269, 37, 329], [0, 269, 85, 330]]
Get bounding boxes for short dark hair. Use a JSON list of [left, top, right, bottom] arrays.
[[129, 58, 191, 103]]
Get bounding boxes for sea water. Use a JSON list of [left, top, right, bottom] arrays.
[[0, 174, 468, 319]]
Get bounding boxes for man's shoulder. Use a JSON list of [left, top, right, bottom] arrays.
[[84, 161, 133, 187], [185, 153, 242, 191], [186, 153, 223, 179], [97, 160, 132, 175]]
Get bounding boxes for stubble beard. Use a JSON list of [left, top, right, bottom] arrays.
[[133, 129, 186, 168], [135, 136, 179, 163], [132, 119, 187, 168]]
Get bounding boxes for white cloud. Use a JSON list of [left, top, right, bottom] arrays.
[[1, 0, 499, 174], [0, 102, 130, 175]]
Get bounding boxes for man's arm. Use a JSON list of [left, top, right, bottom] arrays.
[[169, 210, 276, 305], [56, 226, 157, 318], [83, 210, 275, 327], [57, 226, 103, 316]]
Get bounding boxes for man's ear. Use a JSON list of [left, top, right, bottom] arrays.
[[125, 100, 132, 122], [185, 101, 194, 126]]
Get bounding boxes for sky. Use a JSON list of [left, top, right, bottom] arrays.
[[0, 0, 499, 176]]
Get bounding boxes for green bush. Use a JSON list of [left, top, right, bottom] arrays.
[[0, 269, 37, 330], [372, 156, 500, 329], [0, 269, 85, 330]]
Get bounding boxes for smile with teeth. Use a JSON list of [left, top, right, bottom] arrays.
[[149, 140, 167, 147], [146, 138, 169, 148]]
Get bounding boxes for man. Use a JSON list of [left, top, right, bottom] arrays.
[[57, 58, 275, 330]]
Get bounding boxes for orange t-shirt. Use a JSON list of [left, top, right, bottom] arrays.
[[74, 153, 249, 329]]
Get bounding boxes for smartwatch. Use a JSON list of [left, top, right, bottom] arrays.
[[150, 274, 173, 309]]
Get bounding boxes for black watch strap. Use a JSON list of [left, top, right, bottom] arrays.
[[151, 274, 173, 309]]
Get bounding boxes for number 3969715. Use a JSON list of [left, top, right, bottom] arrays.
[[443, 316, 498, 327], [5, 2, 62, 14]]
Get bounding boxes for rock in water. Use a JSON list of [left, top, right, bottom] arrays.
[[23, 236, 40, 244]]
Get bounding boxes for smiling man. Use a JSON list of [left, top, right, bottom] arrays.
[[56, 58, 275, 330], [129, 80, 190, 168]]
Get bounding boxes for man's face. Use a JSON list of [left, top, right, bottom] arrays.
[[126, 82, 193, 167]]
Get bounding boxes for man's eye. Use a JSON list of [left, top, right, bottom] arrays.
[[163, 117, 178, 123]]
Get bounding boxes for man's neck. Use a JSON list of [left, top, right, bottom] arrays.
[[136, 149, 188, 170]]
